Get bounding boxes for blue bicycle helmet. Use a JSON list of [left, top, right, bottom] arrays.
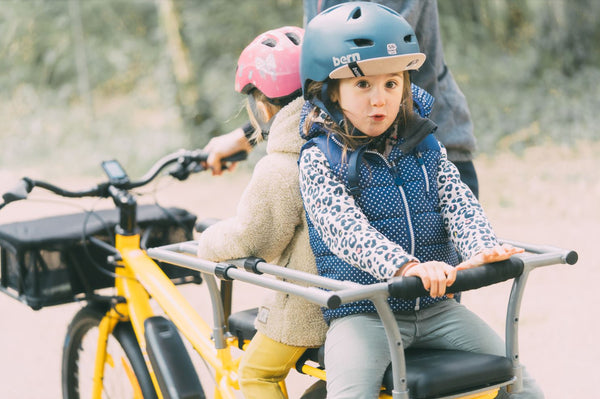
[[301, 2, 425, 97]]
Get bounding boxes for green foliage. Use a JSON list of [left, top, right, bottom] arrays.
[[0, 0, 598, 178], [533, 0, 600, 75], [0, 0, 301, 177], [174, 0, 303, 146], [438, 0, 600, 154], [0, 1, 159, 98]]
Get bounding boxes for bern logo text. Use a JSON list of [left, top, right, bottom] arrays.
[[332, 52, 361, 67]]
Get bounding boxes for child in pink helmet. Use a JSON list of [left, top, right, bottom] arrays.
[[195, 26, 328, 398]]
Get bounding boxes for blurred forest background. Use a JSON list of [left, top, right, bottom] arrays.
[[1, 4, 598, 398], [1, 0, 599, 177]]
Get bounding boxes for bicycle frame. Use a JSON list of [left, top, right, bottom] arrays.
[[90, 232, 239, 399], [0, 149, 250, 399], [93, 230, 341, 398]]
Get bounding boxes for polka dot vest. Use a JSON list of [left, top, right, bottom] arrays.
[[301, 132, 460, 323]]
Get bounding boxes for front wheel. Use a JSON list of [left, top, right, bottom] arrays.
[[62, 303, 157, 399]]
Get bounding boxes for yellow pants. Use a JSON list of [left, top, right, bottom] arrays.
[[239, 331, 307, 399]]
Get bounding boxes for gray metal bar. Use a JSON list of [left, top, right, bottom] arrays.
[[254, 261, 349, 291], [372, 295, 410, 399], [177, 241, 350, 291], [202, 273, 228, 349], [334, 282, 389, 304], [500, 239, 577, 264], [149, 240, 577, 398], [518, 252, 574, 269], [504, 270, 530, 393], [147, 247, 340, 309]]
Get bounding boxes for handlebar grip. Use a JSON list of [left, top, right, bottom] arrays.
[[222, 150, 247, 163], [193, 150, 247, 164], [2, 178, 32, 204], [388, 257, 524, 300]]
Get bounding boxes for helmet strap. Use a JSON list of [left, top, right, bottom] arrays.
[[309, 82, 345, 128], [247, 94, 274, 140], [348, 62, 365, 77]]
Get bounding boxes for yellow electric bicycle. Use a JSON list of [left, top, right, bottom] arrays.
[[0, 149, 578, 399], [0, 149, 244, 399]]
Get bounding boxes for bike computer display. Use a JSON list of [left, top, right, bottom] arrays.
[[101, 159, 130, 184]]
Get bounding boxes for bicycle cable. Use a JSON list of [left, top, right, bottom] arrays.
[[80, 200, 121, 281]]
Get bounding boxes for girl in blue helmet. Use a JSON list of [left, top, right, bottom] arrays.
[[298, 3, 542, 398]]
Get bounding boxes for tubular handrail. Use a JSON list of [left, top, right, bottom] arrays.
[[147, 241, 577, 399]]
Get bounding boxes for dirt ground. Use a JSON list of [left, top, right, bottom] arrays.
[[0, 142, 598, 398]]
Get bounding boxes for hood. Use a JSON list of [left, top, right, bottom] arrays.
[[397, 113, 438, 154], [266, 97, 306, 155]]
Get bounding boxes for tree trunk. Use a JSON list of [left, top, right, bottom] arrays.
[[156, 0, 197, 120]]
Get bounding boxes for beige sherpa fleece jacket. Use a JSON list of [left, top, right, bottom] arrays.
[[196, 97, 327, 347]]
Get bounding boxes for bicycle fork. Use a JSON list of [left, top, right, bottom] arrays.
[[91, 236, 164, 399], [92, 304, 148, 399], [92, 311, 120, 399]]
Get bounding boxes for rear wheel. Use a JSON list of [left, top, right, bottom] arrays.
[[62, 303, 157, 399]]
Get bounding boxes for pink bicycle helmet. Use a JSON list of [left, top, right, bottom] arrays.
[[235, 26, 304, 104]]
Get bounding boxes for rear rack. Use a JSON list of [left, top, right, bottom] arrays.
[[147, 239, 577, 398]]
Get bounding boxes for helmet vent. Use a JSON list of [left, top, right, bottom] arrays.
[[403, 34, 413, 43], [353, 38, 373, 47], [350, 7, 362, 19], [285, 32, 301, 45], [262, 38, 277, 48]]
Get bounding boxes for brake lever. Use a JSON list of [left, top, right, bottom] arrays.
[[169, 164, 192, 181]]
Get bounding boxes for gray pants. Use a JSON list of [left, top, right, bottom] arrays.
[[324, 300, 544, 398]]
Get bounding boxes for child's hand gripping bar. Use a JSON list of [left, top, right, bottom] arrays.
[[388, 244, 578, 301], [388, 258, 524, 300]]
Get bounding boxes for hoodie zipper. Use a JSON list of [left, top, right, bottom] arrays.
[[416, 152, 430, 194], [386, 155, 420, 311], [333, 138, 421, 310], [365, 150, 417, 258]]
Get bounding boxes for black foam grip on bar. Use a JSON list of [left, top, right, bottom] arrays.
[[243, 257, 264, 275], [388, 257, 524, 300], [214, 263, 237, 280]]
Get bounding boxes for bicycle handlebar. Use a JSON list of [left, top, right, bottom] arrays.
[[0, 149, 247, 208], [132, 149, 246, 189]]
